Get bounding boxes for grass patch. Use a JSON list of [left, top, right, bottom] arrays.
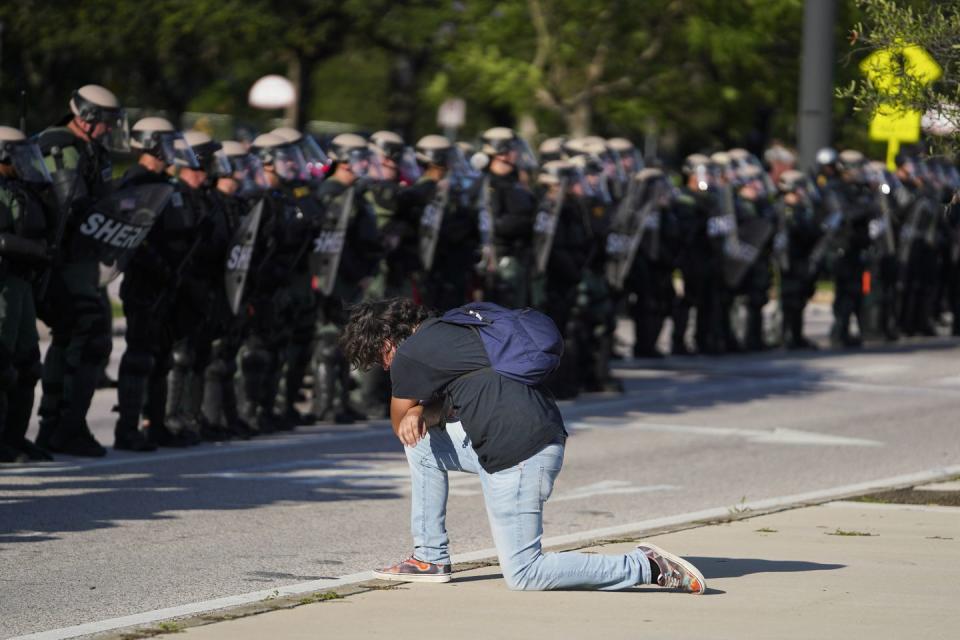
[[755, 528, 778, 533], [727, 496, 751, 516], [826, 529, 875, 537], [298, 591, 342, 605]]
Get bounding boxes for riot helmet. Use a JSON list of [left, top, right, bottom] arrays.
[[328, 132, 377, 178], [221, 139, 270, 196], [414, 135, 453, 168], [271, 126, 329, 180], [69, 84, 128, 149], [130, 117, 198, 169], [183, 130, 229, 177], [0, 125, 52, 184], [538, 137, 566, 163], [837, 149, 866, 183], [370, 130, 420, 183], [682, 153, 713, 191], [251, 132, 309, 184], [607, 137, 643, 178]]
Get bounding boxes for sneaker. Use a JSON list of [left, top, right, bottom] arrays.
[[636, 542, 706, 594], [373, 556, 452, 583]]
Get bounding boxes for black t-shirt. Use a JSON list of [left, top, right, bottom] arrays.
[[391, 319, 566, 473]]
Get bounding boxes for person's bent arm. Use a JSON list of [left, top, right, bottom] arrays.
[[390, 396, 426, 446]]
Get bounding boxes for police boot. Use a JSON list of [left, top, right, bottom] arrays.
[[164, 346, 193, 438], [745, 305, 766, 352], [275, 341, 313, 428], [237, 345, 271, 435], [35, 342, 66, 450], [634, 314, 665, 359], [671, 297, 693, 355], [2, 359, 54, 461], [113, 352, 157, 453], [336, 356, 366, 424], [311, 358, 336, 422]]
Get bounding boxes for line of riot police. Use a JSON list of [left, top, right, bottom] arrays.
[[2, 83, 960, 462]]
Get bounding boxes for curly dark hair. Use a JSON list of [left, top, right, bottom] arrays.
[[340, 297, 434, 371]]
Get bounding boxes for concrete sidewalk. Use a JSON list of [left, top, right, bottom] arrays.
[[144, 499, 959, 640]]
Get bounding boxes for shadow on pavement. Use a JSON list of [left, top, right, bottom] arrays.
[[686, 556, 845, 579]]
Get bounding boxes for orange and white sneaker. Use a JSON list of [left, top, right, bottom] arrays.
[[636, 542, 706, 594], [373, 556, 452, 583]]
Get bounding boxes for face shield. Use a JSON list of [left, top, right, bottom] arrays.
[[448, 146, 480, 193], [229, 153, 271, 197], [340, 146, 378, 179], [168, 134, 200, 169], [576, 159, 612, 204], [5, 141, 52, 184], [396, 146, 422, 184], [297, 134, 330, 180], [101, 109, 131, 152], [694, 163, 714, 191], [616, 148, 644, 179], [270, 143, 309, 183], [209, 148, 234, 178], [514, 138, 539, 174]]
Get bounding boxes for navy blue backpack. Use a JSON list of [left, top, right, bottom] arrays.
[[439, 302, 563, 385]]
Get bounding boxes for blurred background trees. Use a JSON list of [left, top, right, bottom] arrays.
[[0, 0, 918, 162]]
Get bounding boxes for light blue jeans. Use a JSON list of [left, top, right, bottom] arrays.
[[404, 420, 652, 590]]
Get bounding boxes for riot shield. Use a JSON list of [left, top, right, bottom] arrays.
[[533, 177, 568, 276], [808, 189, 845, 278], [606, 180, 660, 290], [68, 183, 173, 285], [224, 199, 264, 315], [477, 176, 495, 272], [311, 186, 354, 297], [418, 178, 450, 272], [897, 197, 935, 267], [721, 215, 774, 289]]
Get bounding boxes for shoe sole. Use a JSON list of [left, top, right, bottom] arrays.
[[372, 570, 452, 583], [638, 542, 706, 594]]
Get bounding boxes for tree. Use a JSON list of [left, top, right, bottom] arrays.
[[838, 0, 960, 152]]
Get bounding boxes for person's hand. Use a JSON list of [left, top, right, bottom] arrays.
[[396, 410, 426, 446]]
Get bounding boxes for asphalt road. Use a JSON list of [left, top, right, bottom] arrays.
[[3, 307, 960, 638]]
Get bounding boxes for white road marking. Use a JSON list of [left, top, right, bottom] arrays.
[[933, 375, 960, 386], [842, 364, 909, 377], [12, 463, 960, 640], [568, 420, 883, 447]]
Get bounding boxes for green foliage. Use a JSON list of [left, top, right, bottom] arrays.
[[837, 0, 960, 153]]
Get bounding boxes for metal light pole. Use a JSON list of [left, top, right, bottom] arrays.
[[797, 0, 837, 172]]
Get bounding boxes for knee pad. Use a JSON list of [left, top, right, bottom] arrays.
[[240, 348, 270, 373], [172, 344, 195, 369]]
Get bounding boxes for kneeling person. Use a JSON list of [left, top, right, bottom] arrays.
[[341, 298, 705, 593]]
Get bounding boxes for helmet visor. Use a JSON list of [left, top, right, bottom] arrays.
[[229, 153, 271, 197], [8, 142, 52, 184], [102, 109, 131, 152], [167, 134, 200, 169], [298, 135, 330, 180], [210, 149, 234, 178], [271, 144, 309, 183]]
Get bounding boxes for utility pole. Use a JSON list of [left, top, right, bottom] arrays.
[[797, 0, 837, 172]]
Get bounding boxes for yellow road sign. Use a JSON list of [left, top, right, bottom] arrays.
[[869, 104, 921, 143], [860, 43, 942, 94]]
